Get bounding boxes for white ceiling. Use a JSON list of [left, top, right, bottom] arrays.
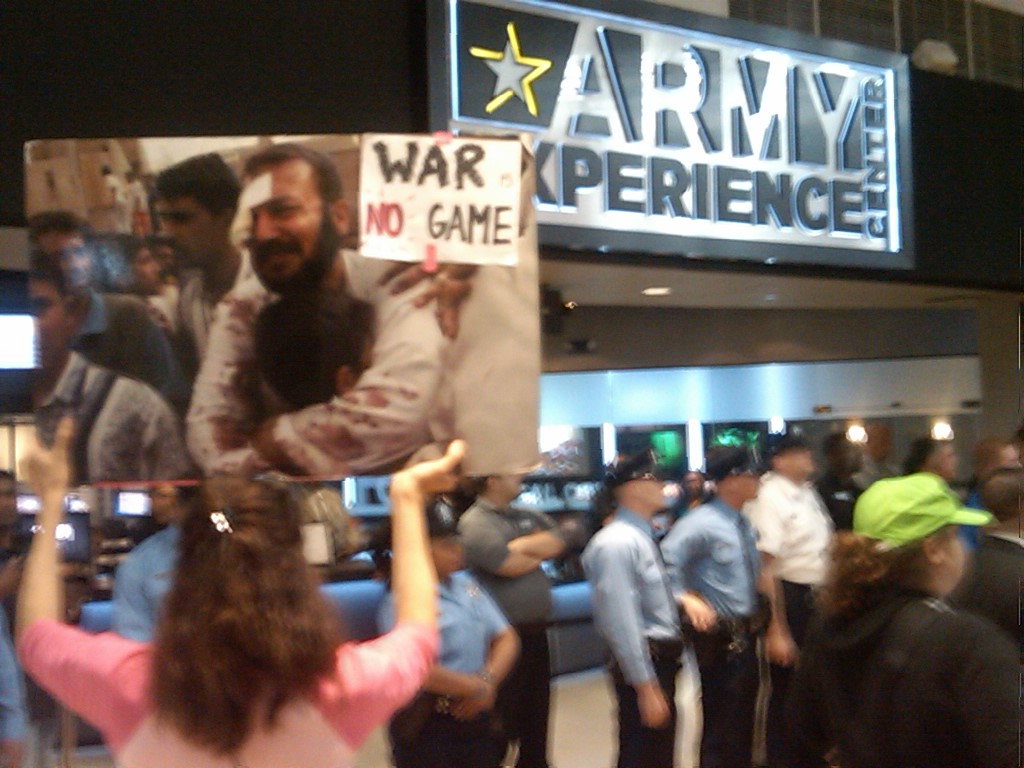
[[539, 259, 1018, 310]]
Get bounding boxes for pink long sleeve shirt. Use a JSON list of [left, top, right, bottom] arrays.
[[18, 618, 436, 768]]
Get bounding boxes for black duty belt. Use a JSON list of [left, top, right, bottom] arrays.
[[647, 636, 688, 662], [717, 615, 760, 635], [688, 616, 760, 656]]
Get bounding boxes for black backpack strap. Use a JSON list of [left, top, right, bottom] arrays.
[[72, 369, 119, 484]]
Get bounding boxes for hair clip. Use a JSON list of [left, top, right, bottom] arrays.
[[210, 511, 234, 534]]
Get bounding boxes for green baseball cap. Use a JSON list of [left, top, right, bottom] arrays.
[[853, 473, 993, 547]]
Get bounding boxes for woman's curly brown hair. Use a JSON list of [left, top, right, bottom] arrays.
[[816, 528, 953, 619], [151, 477, 342, 755]]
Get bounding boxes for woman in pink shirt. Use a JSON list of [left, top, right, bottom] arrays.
[[15, 417, 464, 768]]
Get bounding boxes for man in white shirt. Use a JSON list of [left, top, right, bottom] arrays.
[[154, 153, 248, 381], [746, 434, 833, 768]]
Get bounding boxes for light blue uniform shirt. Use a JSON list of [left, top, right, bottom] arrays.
[[112, 525, 179, 642], [661, 497, 760, 618], [378, 570, 509, 674], [0, 609, 26, 741], [581, 507, 680, 685]]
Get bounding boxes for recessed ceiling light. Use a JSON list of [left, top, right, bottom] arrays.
[[846, 424, 867, 443], [764, 293, 777, 302], [642, 286, 672, 296]]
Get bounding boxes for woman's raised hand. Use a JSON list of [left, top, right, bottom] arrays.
[[19, 417, 73, 503], [392, 440, 466, 497]]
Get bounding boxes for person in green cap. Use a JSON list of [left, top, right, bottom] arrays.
[[786, 472, 1019, 768]]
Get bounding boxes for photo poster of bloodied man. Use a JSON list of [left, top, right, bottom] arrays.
[[22, 134, 540, 511]]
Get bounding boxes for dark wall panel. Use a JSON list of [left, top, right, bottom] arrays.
[[0, 3, 1019, 291], [910, 70, 1022, 291], [542, 306, 978, 372], [0, 1, 429, 226]]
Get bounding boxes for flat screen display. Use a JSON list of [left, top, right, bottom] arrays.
[[16, 494, 40, 515], [342, 476, 391, 517], [18, 494, 89, 515], [13, 510, 91, 563], [55, 512, 91, 563], [114, 490, 152, 517], [532, 426, 602, 479], [64, 494, 89, 514], [616, 425, 688, 480], [0, 315, 35, 369]]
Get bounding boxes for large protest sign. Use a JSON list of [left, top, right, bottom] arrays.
[[360, 133, 522, 267], [22, 134, 540, 492]]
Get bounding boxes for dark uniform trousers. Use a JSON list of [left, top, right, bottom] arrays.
[[391, 710, 505, 768], [610, 638, 684, 768], [496, 623, 551, 768], [691, 623, 760, 768], [766, 581, 827, 768]]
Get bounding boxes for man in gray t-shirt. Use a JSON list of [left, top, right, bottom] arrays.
[[458, 474, 564, 768]]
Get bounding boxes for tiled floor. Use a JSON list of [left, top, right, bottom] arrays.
[[356, 660, 702, 768], [66, 657, 705, 768]]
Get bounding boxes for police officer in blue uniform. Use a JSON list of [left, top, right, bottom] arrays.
[[661, 447, 764, 768], [379, 498, 520, 768], [582, 451, 685, 768]]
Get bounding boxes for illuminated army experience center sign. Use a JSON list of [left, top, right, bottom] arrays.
[[432, 0, 914, 270]]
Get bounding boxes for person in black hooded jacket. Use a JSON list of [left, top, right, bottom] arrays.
[[788, 472, 1020, 768]]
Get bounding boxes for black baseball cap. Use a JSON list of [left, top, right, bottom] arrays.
[[770, 433, 810, 457], [603, 450, 659, 491], [425, 496, 459, 538], [705, 446, 760, 482]]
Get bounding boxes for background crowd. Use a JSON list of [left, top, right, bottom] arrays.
[[0, 418, 1017, 767]]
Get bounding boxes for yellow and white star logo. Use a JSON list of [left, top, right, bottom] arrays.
[[470, 22, 552, 117]]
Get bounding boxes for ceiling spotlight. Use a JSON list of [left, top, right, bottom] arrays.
[[846, 424, 867, 444], [931, 421, 954, 441], [563, 300, 578, 310], [911, 39, 958, 75], [642, 286, 672, 296]]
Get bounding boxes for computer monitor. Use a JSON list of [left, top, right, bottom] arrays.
[[12, 510, 91, 563], [0, 315, 35, 370], [15, 494, 40, 515], [0, 271, 36, 412], [342, 476, 391, 517], [531, 426, 603, 479], [562, 480, 601, 511], [64, 493, 89, 514], [616, 425, 689, 480], [114, 490, 152, 517], [14, 491, 89, 516], [54, 513, 91, 563]]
